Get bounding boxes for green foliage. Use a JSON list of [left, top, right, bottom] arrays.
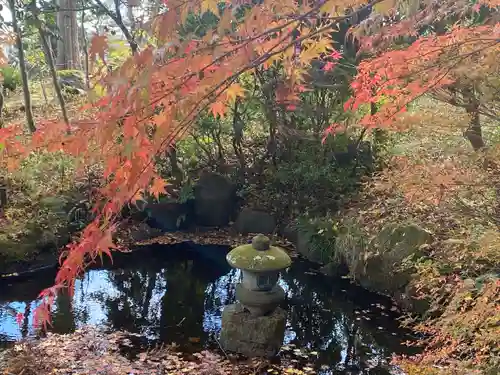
[[177, 183, 195, 204], [0, 66, 22, 92], [0, 152, 94, 267], [256, 135, 374, 217], [295, 216, 338, 264]]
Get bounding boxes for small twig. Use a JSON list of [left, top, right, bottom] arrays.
[[176, 317, 186, 326], [214, 335, 229, 360]]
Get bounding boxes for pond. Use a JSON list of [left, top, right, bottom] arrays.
[[0, 243, 420, 374]]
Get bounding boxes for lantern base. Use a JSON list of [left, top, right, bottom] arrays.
[[220, 303, 286, 358]]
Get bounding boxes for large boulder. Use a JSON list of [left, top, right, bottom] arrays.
[[58, 70, 86, 95], [145, 200, 193, 231], [280, 223, 332, 264], [295, 231, 331, 264], [126, 222, 163, 242], [353, 223, 432, 295], [234, 208, 276, 235], [193, 172, 237, 227]]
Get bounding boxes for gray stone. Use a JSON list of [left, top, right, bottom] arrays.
[[279, 223, 330, 264], [193, 172, 237, 227], [58, 70, 86, 95], [319, 262, 347, 278], [127, 222, 163, 242], [354, 223, 432, 295], [280, 223, 298, 244], [234, 208, 276, 235], [235, 283, 285, 316], [295, 231, 329, 264], [146, 200, 192, 231], [220, 303, 286, 358]]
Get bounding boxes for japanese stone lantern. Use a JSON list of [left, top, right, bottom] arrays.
[[226, 234, 291, 316], [220, 234, 292, 357]]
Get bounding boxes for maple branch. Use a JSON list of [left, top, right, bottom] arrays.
[[44, 0, 391, 302], [92, 0, 138, 54], [364, 43, 498, 130], [145, 0, 385, 109], [97, 1, 386, 198], [38, 5, 100, 13]]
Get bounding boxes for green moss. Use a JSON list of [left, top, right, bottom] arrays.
[[226, 236, 292, 272], [57, 69, 84, 79]]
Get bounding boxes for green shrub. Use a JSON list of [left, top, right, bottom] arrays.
[[0, 151, 95, 267], [256, 135, 374, 217], [295, 216, 339, 264], [0, 66, 21, 92], [295, 215, 368, 270]]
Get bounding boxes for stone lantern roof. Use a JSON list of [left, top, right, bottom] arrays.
[[226, 234, 291, 272]]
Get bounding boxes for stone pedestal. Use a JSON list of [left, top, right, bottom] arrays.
[[219, 303, 287, 357]]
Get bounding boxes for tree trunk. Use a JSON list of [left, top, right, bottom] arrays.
[[126, 1, 136, 35], [81, 9, 90, 88], [93, 0, 138, 55], [56, 0, 81, 70], [166, 142, 183, 186], [231, 99, 246, 179], [40, 80, 48, 105], [464, 109, 485, 151], [39, 28, 70, 131], [463, 87, 485, 151], [0, 85, 4, 126], [8, 0, 36, 133]]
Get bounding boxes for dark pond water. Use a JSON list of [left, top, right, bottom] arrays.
[[0, 243, 420, 374]]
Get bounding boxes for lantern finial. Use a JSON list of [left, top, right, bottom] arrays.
[[252, 234, 270, 251]]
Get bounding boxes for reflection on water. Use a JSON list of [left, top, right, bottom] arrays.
[[0, 244, 419, 373]]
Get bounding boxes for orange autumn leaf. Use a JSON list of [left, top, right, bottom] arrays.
[[226, 83, 246, 102], [200, 0, 219, 15], [150, 177, 168, 201], [210, 101, 226, 119], [15, 7, 497, 369], [89, 34, 108, 64]]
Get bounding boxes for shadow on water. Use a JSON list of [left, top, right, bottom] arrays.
[[0, 243, 421, 374]]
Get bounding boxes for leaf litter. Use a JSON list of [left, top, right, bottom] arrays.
[[1, 326, 325, 375]]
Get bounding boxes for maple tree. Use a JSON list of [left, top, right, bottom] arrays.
[[0, 0, 499, 372]]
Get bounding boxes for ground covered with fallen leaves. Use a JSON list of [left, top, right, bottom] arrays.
[[0, 326, 324, 375]]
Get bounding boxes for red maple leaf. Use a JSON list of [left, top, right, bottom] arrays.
[[323, 61, 337, 71], [322, 123, 346, 144], [329, 49, 342, 60], [15, 312, 24, 327]]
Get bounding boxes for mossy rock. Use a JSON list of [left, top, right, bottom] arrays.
[[374, 223, 432, 257], [57, 70, 85, 94], [353, 223, 432, 295], [0, 226, 68, 259], [57, 69, 84, 79]]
